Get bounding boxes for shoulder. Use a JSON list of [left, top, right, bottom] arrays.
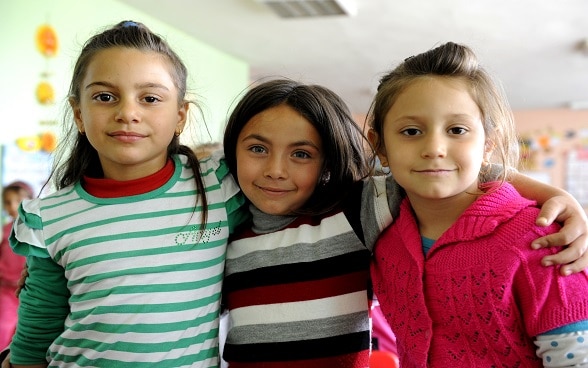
[[193, 151, 233, 185]]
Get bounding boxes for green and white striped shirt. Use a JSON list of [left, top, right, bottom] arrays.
[[10, 154, 247, 367]]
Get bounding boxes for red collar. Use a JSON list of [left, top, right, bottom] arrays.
[[82, 159, 174, 198]]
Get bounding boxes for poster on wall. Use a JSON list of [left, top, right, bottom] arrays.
[[1, 143, 53, 199], [566, 148, 588, 207]]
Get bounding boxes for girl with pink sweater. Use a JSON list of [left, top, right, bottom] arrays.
[[369, 42, 588, 367]]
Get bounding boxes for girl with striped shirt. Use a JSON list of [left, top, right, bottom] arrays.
[[8, 21, 247, 367]]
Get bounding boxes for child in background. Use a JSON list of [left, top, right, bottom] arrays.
[[0, 181, 33, 351], [8, 21, 246, 367], [220, 78, 588, 367], [369, 42, 588, 367]]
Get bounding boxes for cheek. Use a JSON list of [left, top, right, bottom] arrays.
[[298, 169, 321, 194]]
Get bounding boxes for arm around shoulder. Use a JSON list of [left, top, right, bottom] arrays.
[[510, 171, 588, 275]]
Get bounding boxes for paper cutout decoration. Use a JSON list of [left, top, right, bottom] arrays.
[[35, 24, 58, 57], [36, 81, 55, 105]]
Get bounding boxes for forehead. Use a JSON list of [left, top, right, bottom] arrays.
[[389, 76, 481, 116], [241, 104, 322, 146], [84, 47, 176, 85]]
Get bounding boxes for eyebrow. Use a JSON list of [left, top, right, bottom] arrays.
[[84, 81, 170, 91], [395, 113, 476, 122], [242, 134, 321, 150]]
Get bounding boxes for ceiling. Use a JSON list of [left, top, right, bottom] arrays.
[[118, 0, 588, 115]]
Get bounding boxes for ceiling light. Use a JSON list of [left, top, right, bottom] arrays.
[[257, 0, 357, 18]]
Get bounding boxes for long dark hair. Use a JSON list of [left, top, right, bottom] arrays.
[[224, 78, 371, 215], [47, 20, 208, 223]]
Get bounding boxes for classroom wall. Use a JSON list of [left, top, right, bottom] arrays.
[[514, 109, 588, 211], [0, 0, 249, 148]]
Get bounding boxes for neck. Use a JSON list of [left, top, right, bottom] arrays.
[[249, 204, 297, 234], [407, 192, 481, 240]]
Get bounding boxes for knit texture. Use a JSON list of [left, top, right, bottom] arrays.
[[371, 182, 588, 367]]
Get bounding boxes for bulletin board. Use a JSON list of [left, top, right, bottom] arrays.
[[566, 148, 588, 207], [1, 143, 53, 198]]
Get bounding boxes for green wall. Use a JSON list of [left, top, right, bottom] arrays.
[[0, 0, 249, 149]]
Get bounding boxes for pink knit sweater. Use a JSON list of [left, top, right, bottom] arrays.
[[371, 182, 588, 367]]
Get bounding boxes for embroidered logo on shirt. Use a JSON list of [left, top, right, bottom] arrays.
[[175, 222, 222, 245]]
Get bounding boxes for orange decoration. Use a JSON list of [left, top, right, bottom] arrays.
[[36, 81, 55, 104], [36, 24, 58, 57], [40, 131, 57, 152]]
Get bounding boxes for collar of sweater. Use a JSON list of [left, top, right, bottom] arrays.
[[249, 204, 297, 234]]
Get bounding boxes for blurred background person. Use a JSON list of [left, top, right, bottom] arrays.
[[0, 181, 34, 350]]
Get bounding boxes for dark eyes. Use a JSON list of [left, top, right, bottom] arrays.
[[400, 127, 468, 136], [448, 127, 468, 135], [401, 128, 421, 136], [91, 93, 161, 103], [292, 151, 311, 159], [94, 93, 114, 102]]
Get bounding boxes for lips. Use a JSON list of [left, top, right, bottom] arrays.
[[108, 131, 146, 142], [258, 186, 288, 193]]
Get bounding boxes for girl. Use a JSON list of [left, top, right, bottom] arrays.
[[9, 21, 246, 367], [369, 42, 588, 367], [221, 79, 588, 367], [0, 181, 33, 350]]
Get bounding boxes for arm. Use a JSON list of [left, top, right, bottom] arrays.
[[510, 172, 588, 275], [10, 256, 68, 366], [535, 328, 588, 367]]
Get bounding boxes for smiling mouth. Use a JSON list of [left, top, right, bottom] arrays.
[[257, 185, 290, 194], [109, 131, 146, 142], [109, 131, 145, 137], [414, 169, 454, 175]]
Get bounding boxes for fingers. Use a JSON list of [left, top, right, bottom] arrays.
[[536, 198, 563, 226], [538, 233, 588, 276]]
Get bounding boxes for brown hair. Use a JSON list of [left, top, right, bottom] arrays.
[[224, 78, 371, 215], [47, 20, 208, 225], [368, 42, 519, 183]]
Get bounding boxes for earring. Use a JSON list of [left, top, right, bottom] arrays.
[[174, 129, 183, 137], [79, 130, 86, 136], [377, 157, 390, 175], [320, 171, 331, 186]]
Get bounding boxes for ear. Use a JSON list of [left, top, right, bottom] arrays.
[[367, 128, 389, 167], [70, 97, 85, 134], [176, 101, 189, 133]]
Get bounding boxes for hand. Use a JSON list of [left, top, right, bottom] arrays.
[[0, 352, 10, 368], [15, 265, 28, 298], [532, 195, 588, 276]]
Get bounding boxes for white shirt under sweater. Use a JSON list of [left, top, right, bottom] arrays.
[[10, 154, 244, 367]]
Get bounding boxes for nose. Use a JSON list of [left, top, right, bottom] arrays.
[[264, 154, 288, 180], [421, 133, 447, 159], [115, 98, 140, 123]]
